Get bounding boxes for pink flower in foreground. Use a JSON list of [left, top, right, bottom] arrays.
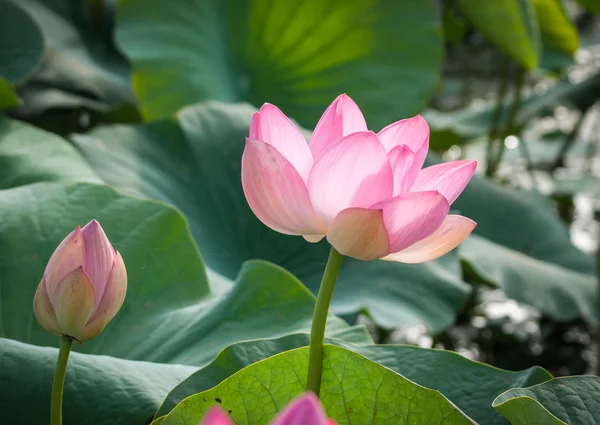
[[33, 220, 127, 342], [242, 94, 477, 261], [199, 393, 335, 425]]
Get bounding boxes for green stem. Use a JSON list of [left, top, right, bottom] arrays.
[[584, 118, 600, 174], [51, 335, 72, 425], [485, 61, 511, 175], [487, 67, 526, 178], [551, 107, 589, 171], [306, 246, 343, 395], [459, 51, 472, 108], [517, 137, 537, 185]]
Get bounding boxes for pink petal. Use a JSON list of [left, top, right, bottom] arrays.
[[81, 220, 116, 308], [411, 160, 477, 204], [242, 139, 326, 236], [271, 393, 329, 425], [84, 252, 127, 340], [327, 208, 390, 261], [377, 115, 429, 161], [250, 104, 313, 181], [383, 215, 476, 263], [199, 406, 235, 425], [387, 145, 418, 196], [309, 94, 367, 160], [45, 226, 85, 299], [371, 191, 449, 253], [52, 266, 96, 342], [308, 131, 393, 225]]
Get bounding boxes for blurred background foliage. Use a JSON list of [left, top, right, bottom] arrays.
[[1, 0, 600, 386]]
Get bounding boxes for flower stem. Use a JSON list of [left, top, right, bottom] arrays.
[[485, 60, 510, 175], [51, 335, 72, 425], [306, 246, 343, 396], [551, 107, 589, 171], [487, 66, 526, 178]]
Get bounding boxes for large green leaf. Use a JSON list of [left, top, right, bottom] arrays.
[[0, 0, 44, 84], [115, 0, 443, 129], [460, 235, 596, 322], [455, 0, 539, 69], [363, 346, 551, 425], [493, 376, 600, 424], [452, 172, 597, 322], [162, 345, 476, 425], [155, 333, 369, 418], [107, 259, 359, 365], [318, 252, 468, 329], [530, 0, 579, 56], [10, 0, 136, 119], [72, 102, 472, 332], [0, 0, 44, 110], [453, 177, 595, 275], [0, 337, 197, 425], [158, 334, 552, 425], [0, 116, 102, 187]]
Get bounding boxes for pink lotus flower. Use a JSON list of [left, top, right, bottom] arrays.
[[242, 94, 477, 261], [33, 220, 127, 342], [199, 393, 336, 425]]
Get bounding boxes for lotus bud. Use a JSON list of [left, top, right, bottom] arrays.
[[33, 220, 127, 343]]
